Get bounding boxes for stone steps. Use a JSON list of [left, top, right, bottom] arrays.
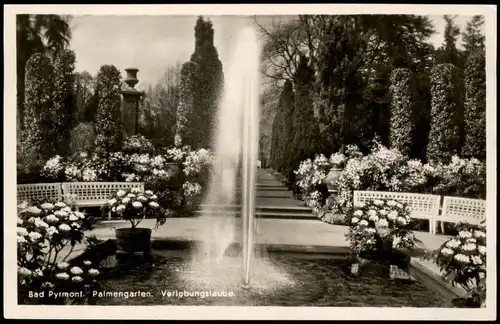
[[212, 169, 313, 220]]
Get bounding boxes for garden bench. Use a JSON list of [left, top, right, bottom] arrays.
[[353, 190, 441, 234], [437, 196, 486, 228], [61, 182, 145, 219], [17, 183, 64, 204]]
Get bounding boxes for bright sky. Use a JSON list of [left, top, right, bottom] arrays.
[[69, 15, 479, 88]]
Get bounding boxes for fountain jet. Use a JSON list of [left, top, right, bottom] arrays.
[[194, 26, 260, 287]]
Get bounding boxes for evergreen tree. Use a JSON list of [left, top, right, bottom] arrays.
[[289, 55, 319, 181], [435, 15, 462, 66], [94, 65, 122, 153], [74, 71, 94, 122], [189, 16, 224, 149], [462, 15, 486, 55], [279, 80, 296, 174], [434, 15, 466, 152], [52, 49, 76, 155], [270, 79, 294, 172], [462, 51, 486, 160], [269, 108, 280, 169]]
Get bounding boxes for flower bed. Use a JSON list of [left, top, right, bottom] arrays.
[[17, 200, 101, 305], [294, 142, 486, 225], [38, 139, 213, 214]]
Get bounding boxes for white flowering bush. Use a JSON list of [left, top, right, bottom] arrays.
[[103, 187, 167, 228], [432, 156, 486, 199], [345, 198, 417, 257], [165, 147, 188, 163], [299, 142, 487, 220], [182, 181, 202, 199], [180, 148, 212, 204], [41, 155, 65, 181], [39, 145, 214, 216], [122, 134, 155, 155], [17, 200, 100, 304], [295, 154, 330, 194], [294, 153, 341, 210], [433, 222, 486, 303], [331, 143, 407, 214]]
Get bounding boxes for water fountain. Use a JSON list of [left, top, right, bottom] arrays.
[[181, 26, 293, 292]]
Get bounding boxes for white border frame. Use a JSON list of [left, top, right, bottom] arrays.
[[4, 4, 497, 320]]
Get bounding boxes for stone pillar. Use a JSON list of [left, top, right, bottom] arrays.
[[121, 68, 144, 138]]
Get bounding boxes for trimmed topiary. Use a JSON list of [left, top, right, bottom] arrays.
[[53, 49, 77, 156], [462, 51, 486, 160], [175, 61, 198, 147], [22, 53, 55, 162], [389, 68, 414, 155], [94, 65, 122, 153], [427, 63, 461, 163]]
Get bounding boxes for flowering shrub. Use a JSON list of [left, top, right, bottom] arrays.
[[332, 143, 407, 214], [63, 152, 101, 182], [122, 135, 155, 155], [100, 152, 132, 181], [294, 141, 487, 223], [432, 156, 486, 199], [41, 155, 66, 182], [182, 181, 202, 200], [17, 201, 100, 304], [345, 198, 417, 256], [432, 222, 486, 306], [165, 147, 188, 163], [295, 154, 330, 197], [38, 145, 213, 211], [294, 152, 346, 211], [144, 177, 184, 213], [103, 187, 166, 228], [181, 148, 212, 202]]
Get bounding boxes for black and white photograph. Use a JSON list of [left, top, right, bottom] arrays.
[[3, 4, 496, 320]]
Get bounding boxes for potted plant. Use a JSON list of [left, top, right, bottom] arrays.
[[103, 188, 167, 257], [345, 198, 417, 272]]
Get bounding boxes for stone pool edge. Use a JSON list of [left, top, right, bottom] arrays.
[[68, 234, 467, 301]]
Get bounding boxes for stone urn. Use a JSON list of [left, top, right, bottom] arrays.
[[326, 167, 343, 192], [124, 68, 139, 88]]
